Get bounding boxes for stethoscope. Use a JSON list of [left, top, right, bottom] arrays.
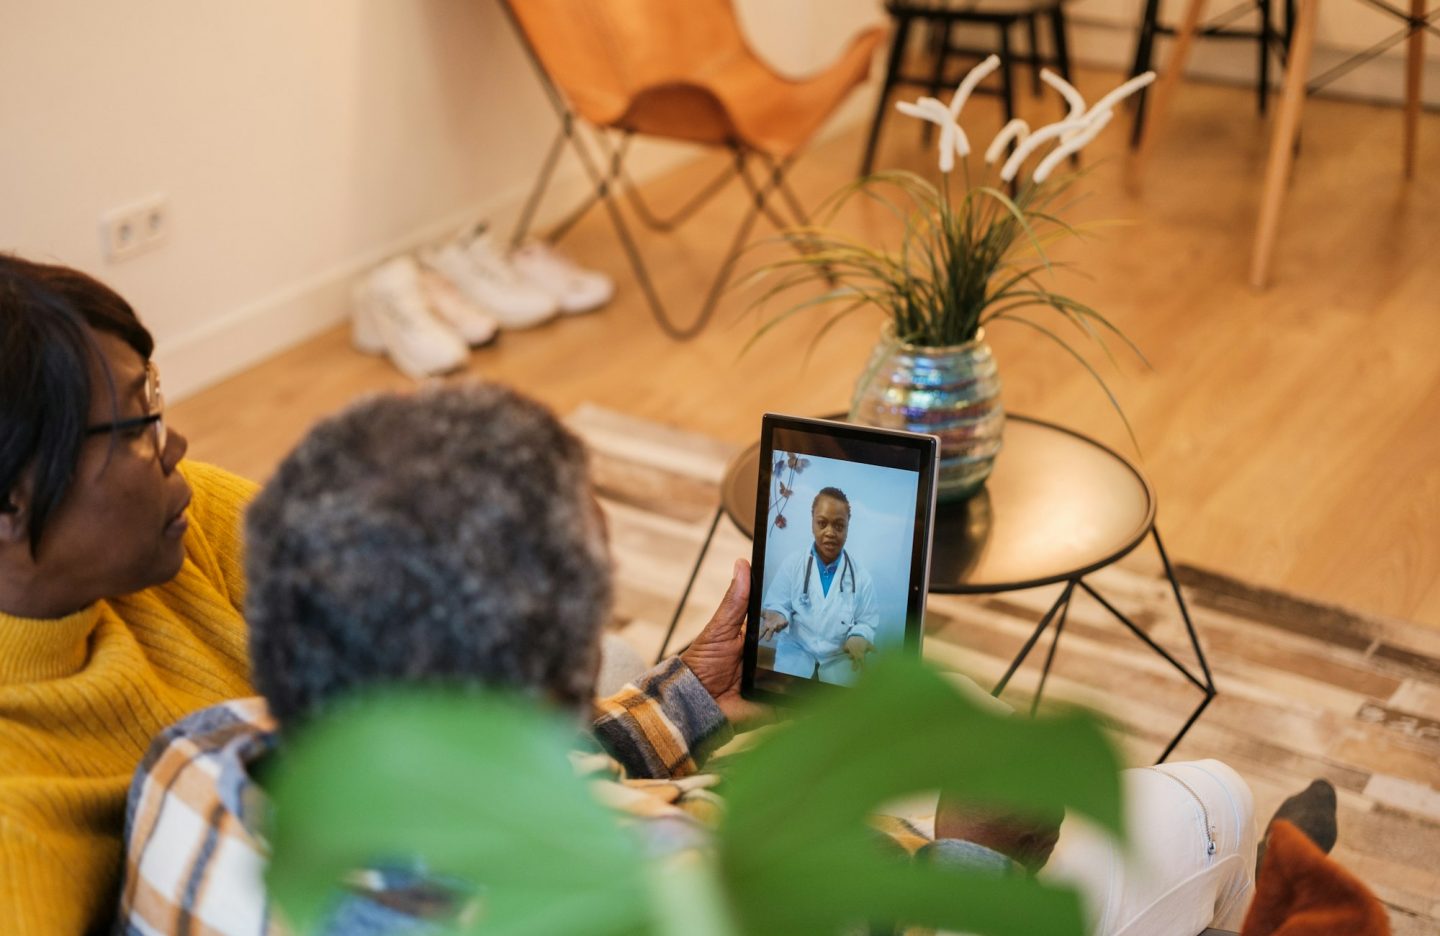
[[798, 550, 855, 608]]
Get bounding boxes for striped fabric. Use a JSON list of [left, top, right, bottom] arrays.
[[118, 657, 1010, 935], [117, 661, 735, 935], [592, 656, 734, 779], [0, 461, 257, 934]]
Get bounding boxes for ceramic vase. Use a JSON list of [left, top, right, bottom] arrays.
[[848, 327, 1004, 501]]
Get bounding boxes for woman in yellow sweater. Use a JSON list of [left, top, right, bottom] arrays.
[[0, 255, 257, 932]]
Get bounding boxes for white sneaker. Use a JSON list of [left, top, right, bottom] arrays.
[[352, 257, 468, 380], [419, 269, 499, 347], [422, 226, 558, 330], [509, 240, 615, 315]]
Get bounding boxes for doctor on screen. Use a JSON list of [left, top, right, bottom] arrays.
[[760, 486, 880, 685]]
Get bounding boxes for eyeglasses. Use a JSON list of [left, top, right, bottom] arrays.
[[84, 361, 167, 456]]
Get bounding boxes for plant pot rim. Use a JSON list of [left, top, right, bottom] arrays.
[[881, 324, 989, 355]]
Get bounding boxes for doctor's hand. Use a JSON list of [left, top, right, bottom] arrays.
[[844, 635, 873, 671], [759, 611, 788, 642], [680, 559, 775, 731]]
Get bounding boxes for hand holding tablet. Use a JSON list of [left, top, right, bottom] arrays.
[[741, 414, 939, 703]]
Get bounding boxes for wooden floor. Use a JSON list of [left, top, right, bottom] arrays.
[[172, 68, 1440, 629]]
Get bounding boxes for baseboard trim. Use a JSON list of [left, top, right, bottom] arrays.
[[157, 138, 705, 402]]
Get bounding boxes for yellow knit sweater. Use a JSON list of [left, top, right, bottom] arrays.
[[0, 461, 257, 933]]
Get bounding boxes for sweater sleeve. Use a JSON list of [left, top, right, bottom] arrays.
[[591, 658, 733, 780], [177, 461, 260, 612], [0, 816, 103, 934]]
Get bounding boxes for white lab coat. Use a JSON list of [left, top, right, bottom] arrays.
[[761, 546, 879, 685]]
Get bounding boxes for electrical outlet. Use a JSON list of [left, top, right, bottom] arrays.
[[100, 194, 170, 262]]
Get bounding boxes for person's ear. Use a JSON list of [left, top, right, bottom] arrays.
[[0, 478, 32, 545], [0, 501, 26, 544]]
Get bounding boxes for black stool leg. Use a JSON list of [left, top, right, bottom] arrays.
[[1051, 6, 1073, 82], [998, 23, 1016, 122], [1258, 0, 1273, 114], [860, 13, 914, 176], [1284, 0, 1295, 62], [1129, 0, 1164, 146], [1051, 5, 1074, 127], [1026, 13, 1044, 93], [923, 19, 954, 145]]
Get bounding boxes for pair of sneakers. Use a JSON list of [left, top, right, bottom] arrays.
[[352, 228, 614, 379], [423, 224, 614, 327], [352, 255, 497, 380]]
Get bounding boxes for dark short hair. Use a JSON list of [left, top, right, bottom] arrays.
[[0, 255, 154, 555], [245, 384, 611, 726], [812, 486, 850, 516]]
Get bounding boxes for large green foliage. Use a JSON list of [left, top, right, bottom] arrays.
[[266, 656, 1124, 935]]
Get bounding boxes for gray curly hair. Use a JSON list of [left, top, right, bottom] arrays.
[[245, 383, 610, 726]]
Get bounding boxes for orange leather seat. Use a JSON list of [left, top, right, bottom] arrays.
[[505, 0, 886, 157], [501, 0, 885, 339]]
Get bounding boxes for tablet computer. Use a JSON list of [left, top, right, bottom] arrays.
[[741, 414, 939, 703]]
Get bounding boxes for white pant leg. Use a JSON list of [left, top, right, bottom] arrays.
[[1039, 759, 1257, 936], [817, 651, 861, 686], [772, 634, 818, 679]]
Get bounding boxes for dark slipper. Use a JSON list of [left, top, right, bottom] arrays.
[[1256, 778, 1338, 879]]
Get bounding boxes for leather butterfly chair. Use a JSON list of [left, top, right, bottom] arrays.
[[500, 0, 886, 339]]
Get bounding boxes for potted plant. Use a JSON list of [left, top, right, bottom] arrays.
[[749, 58, 1155, 501]]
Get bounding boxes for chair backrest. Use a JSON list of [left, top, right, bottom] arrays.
[[503, 0, 749, 129]]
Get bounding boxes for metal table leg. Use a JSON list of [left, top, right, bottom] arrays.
[[654, 504, 725, 663], [991, 526, 1217, 764]]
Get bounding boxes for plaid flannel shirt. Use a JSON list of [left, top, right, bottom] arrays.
[[117, 658, 738, 936], [118, 657, 996, 935]]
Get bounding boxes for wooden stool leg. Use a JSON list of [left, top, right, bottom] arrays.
[[1132, 0, 1208, 180], [1251, 0, 1318, 289], [1405, 0, 1425, 178]]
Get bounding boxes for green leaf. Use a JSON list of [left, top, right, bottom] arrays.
[[717, 656, 1124, 936], [265, 689, 664, 936], [265, 658, 1125, 936]]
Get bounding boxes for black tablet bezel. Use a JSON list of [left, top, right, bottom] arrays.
[[740, 413, 939, 705]]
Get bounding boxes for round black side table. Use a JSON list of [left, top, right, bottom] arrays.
[[659, 414, 1216, 763]]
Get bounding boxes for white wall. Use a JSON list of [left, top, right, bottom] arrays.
[[0, 0, 884, 401], [5, 0, 1425, 403]]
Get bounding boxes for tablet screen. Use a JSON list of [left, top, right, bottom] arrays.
[[743, 415, 938, 700]]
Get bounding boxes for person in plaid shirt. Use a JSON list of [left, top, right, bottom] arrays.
[[117, 384, 1261, 936], [116, 384, 801, 936]]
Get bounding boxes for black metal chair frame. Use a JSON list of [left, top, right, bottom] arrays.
[[1129, 0, 1437, 147], [1300, 0, 1440, 96], [499, 6, 818, 342], [1128, 0, 1294, 144], [861, 1, 1075, 176]]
